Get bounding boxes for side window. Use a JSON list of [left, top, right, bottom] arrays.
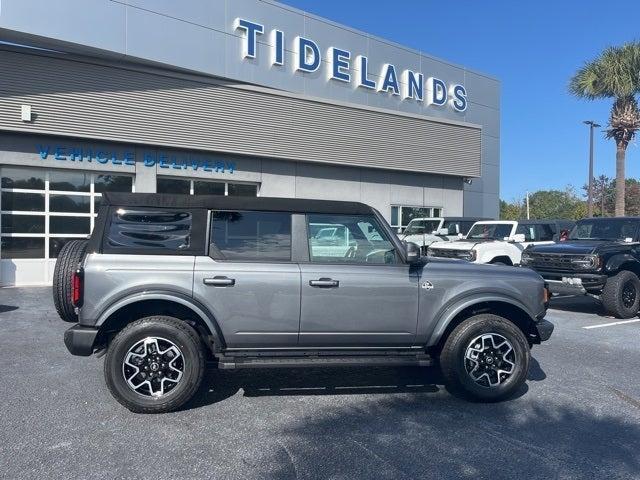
[[210, 210, 291, 261], [459, 221, 475, 235], [447, 222, 460, 235], [537, 224, 555, 241], [106, 208, 192, 252], [515, 224, 536, 241], [307, 214, 397, 264]]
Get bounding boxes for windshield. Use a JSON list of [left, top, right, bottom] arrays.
[[466, 223, 513, 240], [404, 219, 441, 235], [569, 219, 638, 241]]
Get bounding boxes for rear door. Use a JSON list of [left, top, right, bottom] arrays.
[[298, 213, 420, 347], [193, 210, 301, 349]]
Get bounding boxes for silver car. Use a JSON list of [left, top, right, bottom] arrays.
[[56, 193, 553, 413]]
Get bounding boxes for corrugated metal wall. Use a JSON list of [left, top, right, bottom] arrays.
[[0, 49, 481, 177]]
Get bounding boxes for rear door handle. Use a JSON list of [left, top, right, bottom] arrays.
[[309, 278, 339, 288], [203, 276, 235, 287]]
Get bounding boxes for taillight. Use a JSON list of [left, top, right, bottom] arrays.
[[71, 268, 84, 308]]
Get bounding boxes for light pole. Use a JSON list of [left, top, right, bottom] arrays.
[[584, 120, 601, 217]]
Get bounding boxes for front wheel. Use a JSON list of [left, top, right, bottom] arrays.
[[600, 270, 640, 319], [104, 316, 205, 413], [439, 314, 530, 402]]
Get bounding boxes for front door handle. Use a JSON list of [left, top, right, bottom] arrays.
[[309, 278, 339, 288], [203, 276, 235, 287]]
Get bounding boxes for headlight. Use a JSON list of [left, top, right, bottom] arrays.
[[521, 252, 533, 265], [459, 250, 477, 261], [426, 248, 437, 257], [571, 254, 600, 269]]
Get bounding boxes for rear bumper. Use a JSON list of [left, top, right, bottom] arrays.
[[64, 325, 99, 356], [535, 319, 554, 342]]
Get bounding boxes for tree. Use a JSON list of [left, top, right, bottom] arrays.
[[500, 187, 586, 220], [569, 43, 640, 216], [527, 188, 585, 220], [584, 176, 640, 216], [500, 199, 523, 220], [583, 175, 613, 217]]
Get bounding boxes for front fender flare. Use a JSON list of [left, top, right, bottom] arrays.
[[605, 254, 640, 273], [425, 293, 537, 347], [95, 290, 225, 348]]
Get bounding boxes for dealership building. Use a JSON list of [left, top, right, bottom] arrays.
[[0, 0, 500, 286]]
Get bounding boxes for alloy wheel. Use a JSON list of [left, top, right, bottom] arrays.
[[122, 337, 184, 398], [464, 333, 516, 388]]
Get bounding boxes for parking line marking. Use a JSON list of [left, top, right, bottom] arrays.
[[583, 319, 640, 329]]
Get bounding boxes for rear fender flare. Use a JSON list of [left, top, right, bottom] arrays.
[[95, 291, 225, 348]]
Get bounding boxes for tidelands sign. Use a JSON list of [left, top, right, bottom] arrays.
[[234, 18, 468, 113]]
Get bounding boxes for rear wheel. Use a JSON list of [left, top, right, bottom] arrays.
[[439, 314, 530, 402], [601, 270, 640, 319], [52, 240, 87, 323], [104, 316, 205, 413]]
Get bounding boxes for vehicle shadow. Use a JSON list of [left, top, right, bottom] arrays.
[[0, 305, 19, 314], [182, 356, 546, 411], [549, 295, 611, 317], [263, 393, 640, 479]]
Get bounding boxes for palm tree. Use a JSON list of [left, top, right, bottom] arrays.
[[569, 43, 640, 216]]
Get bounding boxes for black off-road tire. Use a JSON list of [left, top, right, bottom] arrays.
[[104, 316, 205, 414], [439, 314, 530, 402], [52, 240, 88, 323], [601, 270, 640, 319]]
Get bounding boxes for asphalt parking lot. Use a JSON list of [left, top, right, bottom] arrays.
[[1, 287, 639, 480]]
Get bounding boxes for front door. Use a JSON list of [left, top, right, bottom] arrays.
[[193, 210, 300, 349], [299, 213, 420, 347]]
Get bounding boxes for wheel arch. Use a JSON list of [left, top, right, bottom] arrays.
[[489, 256, 513, 266], [605, 255, 640, 276], [427, 296, 540, 353], [94, 292, 225, 353]]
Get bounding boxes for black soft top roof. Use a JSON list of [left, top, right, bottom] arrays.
[[101, 193, 374, 215]]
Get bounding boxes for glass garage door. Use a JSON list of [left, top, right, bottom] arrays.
[[156, 177, 259, 196], [0, 167, 133, 285]]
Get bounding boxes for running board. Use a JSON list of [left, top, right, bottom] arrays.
[[216, 353, 433, 369]]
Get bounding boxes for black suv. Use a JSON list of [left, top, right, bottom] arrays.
[[521, 217, 640, 318]]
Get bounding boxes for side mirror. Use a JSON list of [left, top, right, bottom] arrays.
[[397, 228, 403, 234], [404, 241, 421, 263], [436, 228, 449, 235], [510, 233, 526, 243], [458, 233, 464, 239]]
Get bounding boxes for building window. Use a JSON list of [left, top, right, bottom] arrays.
[[390, 205, 443, 232], [157, 177, 259, 197], [0, 167, 134, 259]]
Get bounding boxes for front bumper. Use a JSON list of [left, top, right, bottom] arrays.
[[535, 319, 554, 342], [536, 271, 607, 295], [64, 325, 99, 356]]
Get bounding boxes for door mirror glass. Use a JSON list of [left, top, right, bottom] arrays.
[[436, 228, 449, 236]]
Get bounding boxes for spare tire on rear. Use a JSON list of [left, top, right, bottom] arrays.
[[52, 240, 88, 323]]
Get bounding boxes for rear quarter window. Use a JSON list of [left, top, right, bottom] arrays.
[[102, 207, 206, 255]]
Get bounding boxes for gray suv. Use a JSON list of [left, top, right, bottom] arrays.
[[56, 193, 553, 413]]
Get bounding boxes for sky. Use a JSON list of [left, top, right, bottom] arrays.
[[281, 0, 640, 201]]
